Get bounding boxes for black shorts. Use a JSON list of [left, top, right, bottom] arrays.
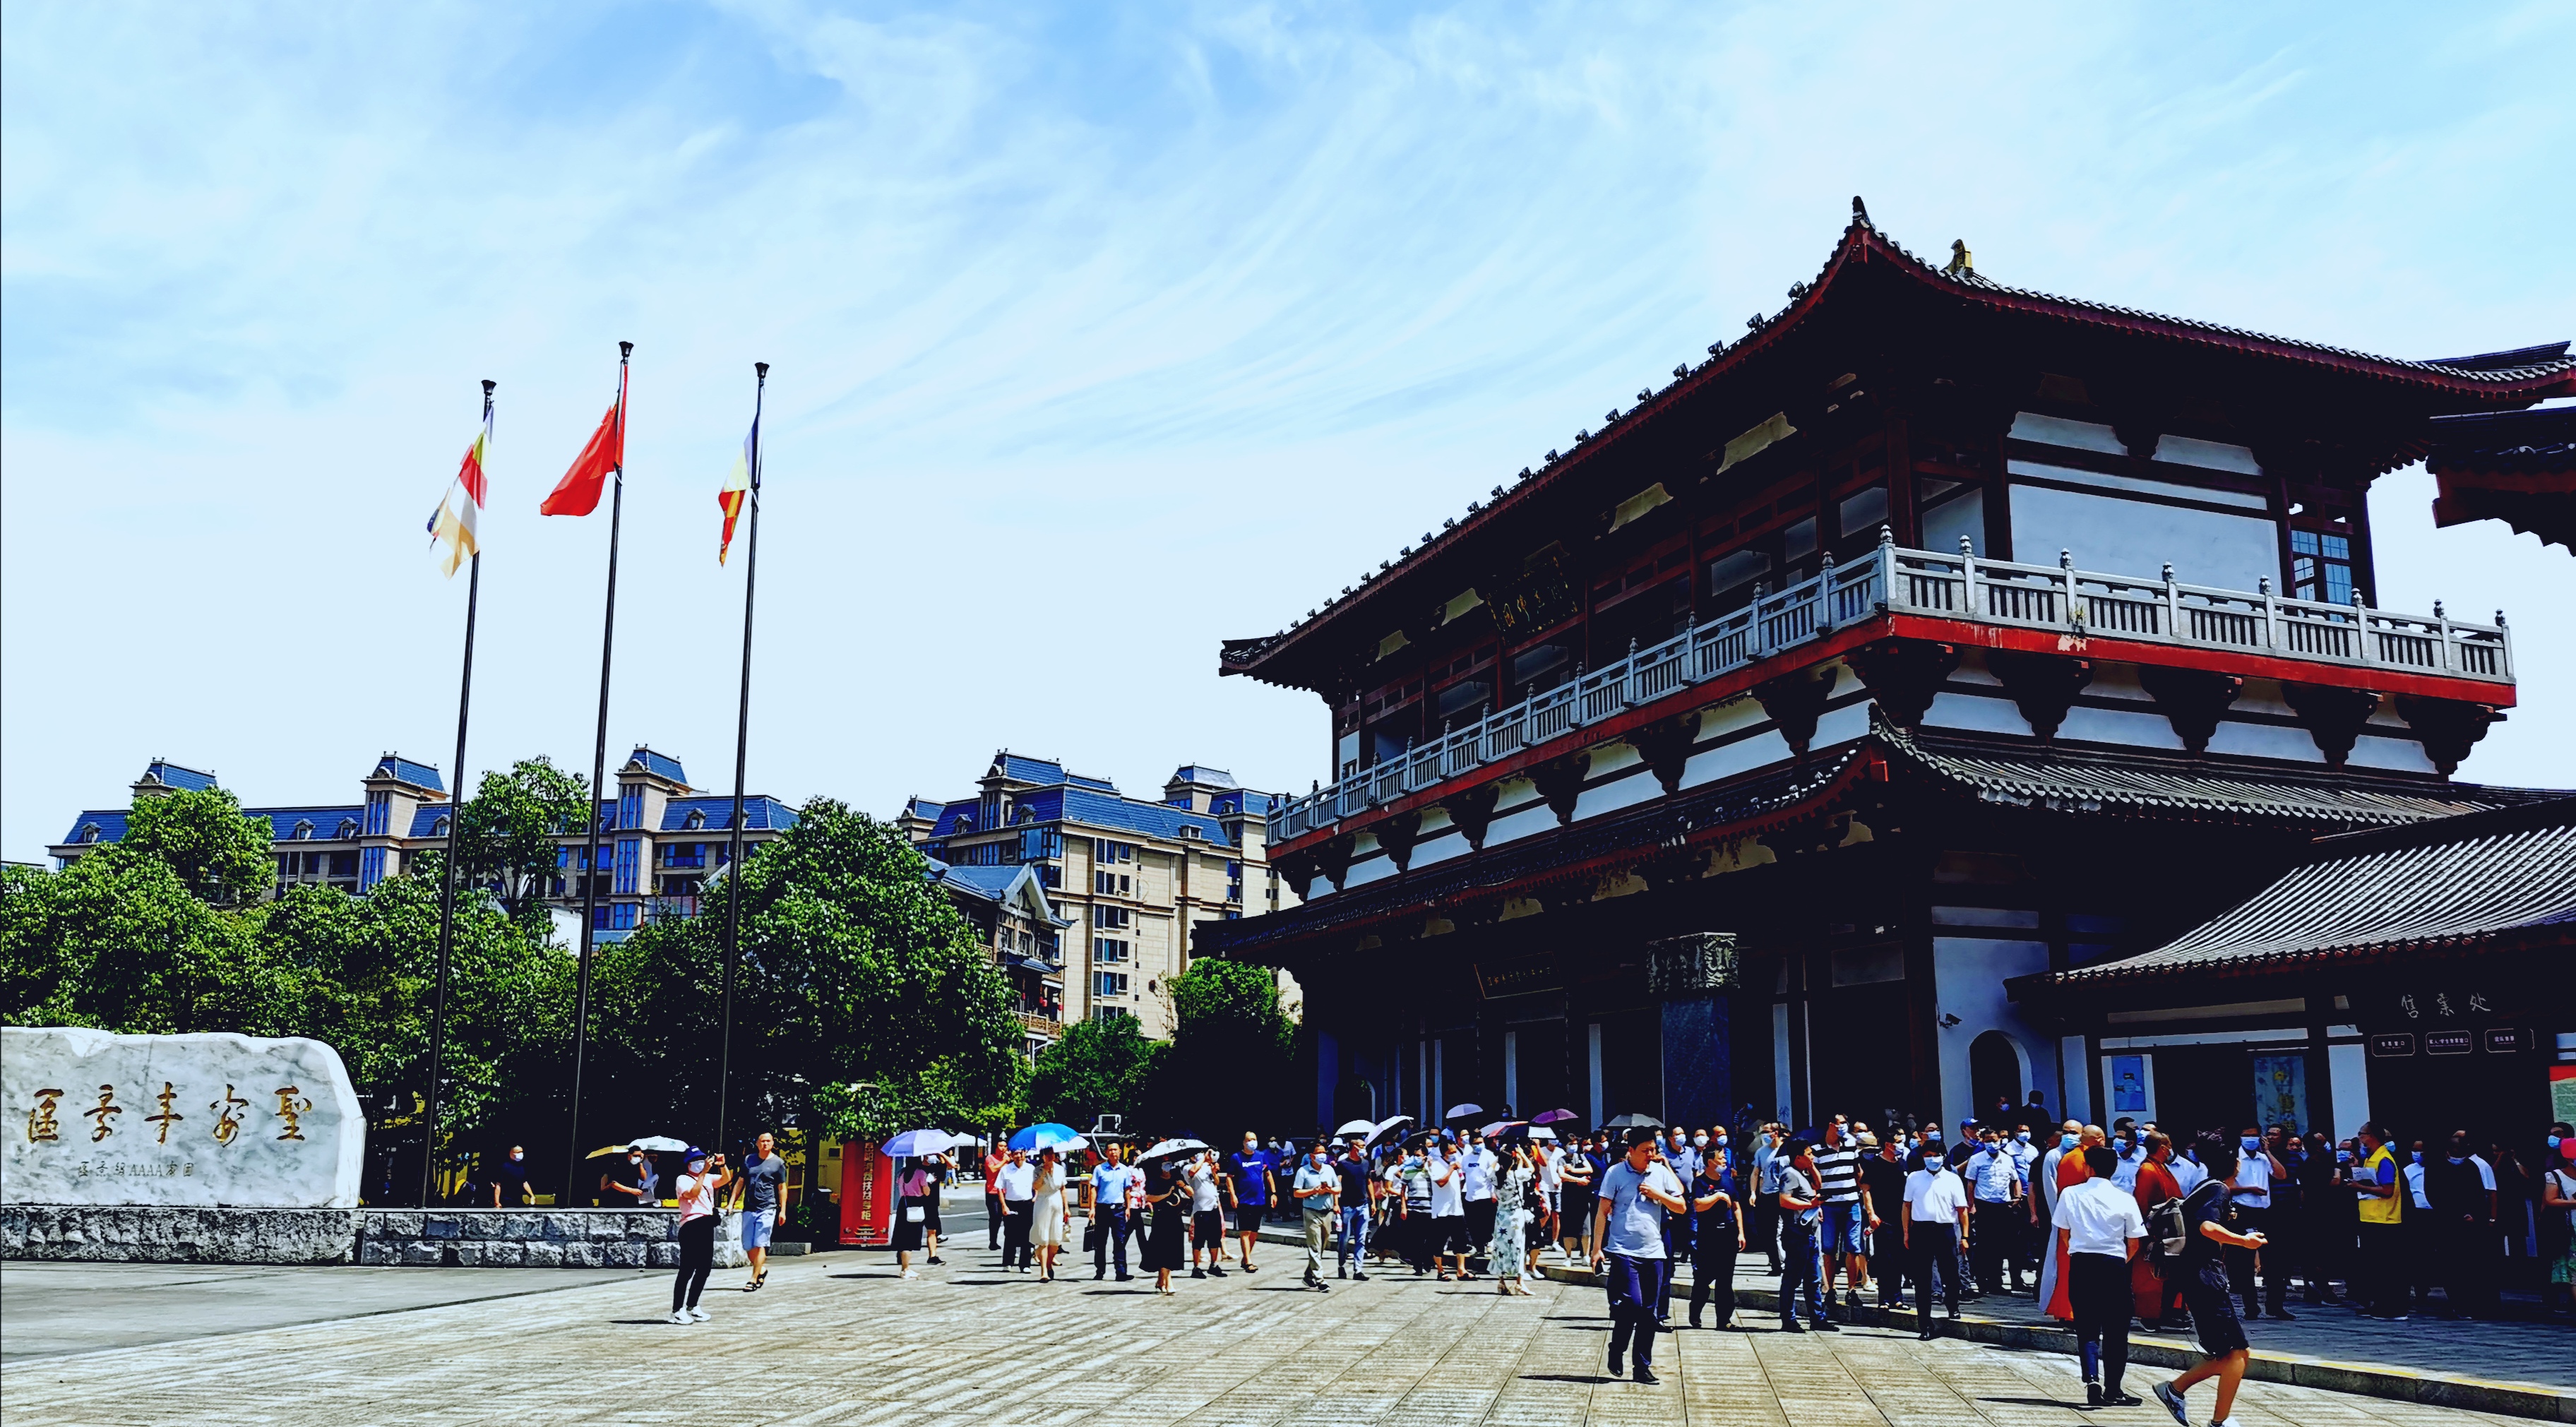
[[1433, 1215, 1472, 1255], [2180, 1265, 2249, 1356], [1234, 1202, 1266, 1234], [1193, 1209, 1224, 1247]]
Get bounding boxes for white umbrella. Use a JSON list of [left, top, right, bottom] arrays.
[[1138, 1137, 1210, 1161], [1443, 1103, 1484, 1122], [881, 1128, 962, 1157], [1527, 1126, 1560, 1141], [1334, 1118, 1376, 1137], [628, 1135, 689, 1152], [1363, 1114, 1414, 1149]]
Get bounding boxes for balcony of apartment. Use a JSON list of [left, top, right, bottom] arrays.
[[1266, 534, 2516, 850]]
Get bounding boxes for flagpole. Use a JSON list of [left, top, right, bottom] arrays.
[[419, 378, 494, 1207], [715, 361, 766, 1160], [565, 341, 629, 1206]]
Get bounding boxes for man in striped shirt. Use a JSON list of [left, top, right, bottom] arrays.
[[1813, 1115, 1875, 1317]]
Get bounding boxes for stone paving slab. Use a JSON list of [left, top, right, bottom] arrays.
[[0, 1244, 2556, 1427]]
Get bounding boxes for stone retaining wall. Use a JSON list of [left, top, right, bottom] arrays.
[[357, 1209, 743, 1269], [2, 1206, 365, 1263], [1, 1205, 747, 1270]]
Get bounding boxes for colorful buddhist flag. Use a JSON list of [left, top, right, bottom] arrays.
[[717, 419, 756, 564], [541, 367, 626, 517], [427, 409, 491, 578]]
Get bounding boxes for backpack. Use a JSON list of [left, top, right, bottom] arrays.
[[2149, 1181, 2216, 1270]]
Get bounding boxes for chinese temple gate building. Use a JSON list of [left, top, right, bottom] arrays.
[[1195, 200, 2573, 1143]]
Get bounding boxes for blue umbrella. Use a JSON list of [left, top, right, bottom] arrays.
[[881, 1128, 962, 1158], [1008, 1122, 1083, 1152]]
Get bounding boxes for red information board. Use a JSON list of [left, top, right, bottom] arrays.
[[837, 1140, 894, 1246]]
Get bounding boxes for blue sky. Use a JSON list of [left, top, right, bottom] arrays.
[[5, 2, 2572, 859]]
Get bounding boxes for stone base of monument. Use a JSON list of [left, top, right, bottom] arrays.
[[1, 1206, 746, 1269], [358, 1210, 746, 1270], [2, 1206, 366, 1264]]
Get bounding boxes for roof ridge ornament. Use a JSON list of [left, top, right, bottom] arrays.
[[1852, 195, 1872, 228], [1946, 239, 1974, 276]]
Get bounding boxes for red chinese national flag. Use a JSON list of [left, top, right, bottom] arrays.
[[540, 399, 624, 517]]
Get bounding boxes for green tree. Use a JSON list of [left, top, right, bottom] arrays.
[[1145, 956, 1295, 1138], [117, 787, 276, 907], [1027, 1013, 1162, 1133], [587, 799, 1027, 1149], [0, 849, 297, 1034], [451, 757, 592, 925]]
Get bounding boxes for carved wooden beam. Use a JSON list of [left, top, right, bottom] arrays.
[[1753, 662, 1839, 757], [1627, 712, 1702, 796], [1531, 752, 1590, 826], [1443, 782, 1503, 852], [1311, 832, 1358, 892], [2393, 695, 2505, 777], [1986, 650, 2094, 744], [2138, 665, 2245, 756], [2284, 682, 2382, 768], [1844, 638, 1961, 729], [1373, 809, 1425, 873]]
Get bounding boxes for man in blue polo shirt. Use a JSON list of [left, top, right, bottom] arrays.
[[1591, 1126, 1688, 1385], [1224, 1132, 1275, 1274], [1090, 1142, 1139, 1282]]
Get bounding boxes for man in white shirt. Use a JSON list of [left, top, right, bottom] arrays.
[[1290, 1141, 1340, 1291], [2058, 1146, 2147, 1407], [2229, 1127, 2290, 1319], [1903, 1147, 1971, 1335], [1460, 1135, 1499, 1274], [1188, 1153, 1228, 1279], [1963, 1127, 2025, 1296], [1426, 1139, 1469, 1279], [996, 1147, 1037, 1273]]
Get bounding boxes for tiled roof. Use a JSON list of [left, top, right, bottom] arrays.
[[407, 806, 458, 838], [659, 796, 798, 832], [1880, 720, 2559, 830], [249, 806, 367, 841], [626, 746, 688, 785], [1218, 203, 2576, 684], [1171, 765, 1239, 788], [906, 797, 946, 820], [1058, 788, 1235, 845], [991, 753, 1066, 785], [1067, 774, 1118, 792], [2425, 405, 2576, 470], [928, 799, 984, 838], [56, 809, 129, 846], [141, 761, 220, 793], [2044, 798, 2576, 985], [369, 755, 444, 792], [938, 864, 1028, 900]]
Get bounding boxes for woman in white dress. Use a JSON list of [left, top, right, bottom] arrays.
[[1030, 1145, 1069, 1282], [1491, 1146, 1536, 1296]]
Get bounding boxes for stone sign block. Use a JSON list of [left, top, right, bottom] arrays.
[[3, 1027, 362, 1208]]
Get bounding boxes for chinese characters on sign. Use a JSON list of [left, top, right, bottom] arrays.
[[4, 1027, 364, 1208]]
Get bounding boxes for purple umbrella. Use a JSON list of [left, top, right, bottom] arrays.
[[1530, 1109, 1580, 1126]]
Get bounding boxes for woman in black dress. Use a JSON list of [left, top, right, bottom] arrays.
[[1143, 1154, 1189, 1295]]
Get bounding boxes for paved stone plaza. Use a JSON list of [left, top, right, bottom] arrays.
[[3, 1248, 2559, 1427]]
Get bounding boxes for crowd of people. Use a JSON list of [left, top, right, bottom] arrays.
[[645, 1103, 2576, 1413]]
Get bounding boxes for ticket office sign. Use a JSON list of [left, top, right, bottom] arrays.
[[3, 1027, 364, 1208]]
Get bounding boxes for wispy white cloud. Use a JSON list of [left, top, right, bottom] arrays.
[[4, 1, 2571, 858]]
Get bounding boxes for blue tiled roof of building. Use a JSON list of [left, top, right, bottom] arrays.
[[58, 809, 130, 845], [659, 795, 799, 832], [1059, 787, 1234, 844], [1067, 773, 1117, 792], [1210, 790, 1279, 817], [628, 746, 688, 785], [249, 806, 368, 841], [370, 755, 444, 792], [927, 799, 984, 838], [142, 760, 220, 793], [993, 753, 1063, 784], [907, 796, 946, 820], [939, 864, 1027, 899], [407, 806, 458, 838], [1170, 765, 1238, 788]]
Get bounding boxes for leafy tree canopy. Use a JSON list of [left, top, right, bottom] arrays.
[[118, 786, 276, 907], [1145, 956, 1294, 1139], [587, 799, 1028, 1147], [1027, 1013, 1162, 1133], [451, 757, 592, 926]]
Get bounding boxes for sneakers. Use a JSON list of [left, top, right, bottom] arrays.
[[1191, 1267, 1205, 1279], [686, 1306, 710, 1322], [899, 1268, 920, 1280], [2104, 1392, 2142, 1408], [1208, 1265, 1229, 1277], [926, 1255, 945, 1266], [668, 1310, 691, 1325], [2152, 1380, 2189, 1426], [1353, 1272, 1370, 1282]]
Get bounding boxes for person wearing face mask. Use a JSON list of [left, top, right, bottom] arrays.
[[2427, 1129, 2500, 1318], [2347, 1123, 2407, 1320], [2040, 1124, 2102, 1323], [489, 1144, 536, 1208], [602, 1147, 657, 1207], [1460, 1131, 1501, 1276], [2226, 1126, 2289, 1320], [1594, 1126, 1689, 1383], [668, 1147, 731, 1325], [1334, 1139, 1374, 1280], [1289, 1140, 1339, 1290], [1223, 1133, 1275, 1274], [2539, 1130, 2576, 1317], [1859, 1132, 1910, 1311]]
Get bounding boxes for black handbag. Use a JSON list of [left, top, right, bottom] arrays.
[[1083, 1220, 1104, 1251]]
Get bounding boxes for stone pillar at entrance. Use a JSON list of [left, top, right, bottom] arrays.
[[1647, 933, 1738, 1132]]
